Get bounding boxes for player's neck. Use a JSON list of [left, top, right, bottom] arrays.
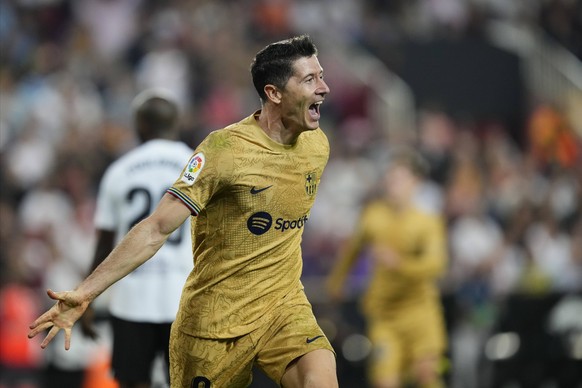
[[257, 108, 300, 146]]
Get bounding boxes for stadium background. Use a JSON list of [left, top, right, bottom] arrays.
[[1, 0, 581, 387]]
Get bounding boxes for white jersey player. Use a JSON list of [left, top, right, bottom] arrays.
[[82, 90, 193, 388]]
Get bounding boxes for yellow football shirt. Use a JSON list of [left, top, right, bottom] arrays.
[[327, 200, 447, 318], [168, 112, 329, 338]]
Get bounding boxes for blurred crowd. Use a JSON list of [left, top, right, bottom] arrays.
[[1, 0, 581, 387]]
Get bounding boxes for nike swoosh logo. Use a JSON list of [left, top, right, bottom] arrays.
[[306, 335, 324, 344], [250, 185, 273, 194]]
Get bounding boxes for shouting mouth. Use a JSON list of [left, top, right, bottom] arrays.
[[308, 101, 322, 121]]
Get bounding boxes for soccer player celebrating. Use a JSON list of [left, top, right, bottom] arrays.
[[28, 35, 338, 388]]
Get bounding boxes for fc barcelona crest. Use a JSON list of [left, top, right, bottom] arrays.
[[305, 171, 317, 196]]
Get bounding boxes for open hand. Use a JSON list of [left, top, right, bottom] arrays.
[[28, 289, 89, 350]]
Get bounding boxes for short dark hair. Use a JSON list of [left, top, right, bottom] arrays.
[[132, 90, 179, 142], [250, 34, 318, 103]]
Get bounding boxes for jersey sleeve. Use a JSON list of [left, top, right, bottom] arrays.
[[167, 131, 233, 215]]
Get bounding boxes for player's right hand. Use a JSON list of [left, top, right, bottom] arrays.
[[28, 289, 89, 350]]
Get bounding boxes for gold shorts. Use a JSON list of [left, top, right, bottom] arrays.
[[367, 302, 446, 384], [169, 290, 335, 388]]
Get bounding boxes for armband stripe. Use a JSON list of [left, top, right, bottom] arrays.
[[166, 187, 201, 215]]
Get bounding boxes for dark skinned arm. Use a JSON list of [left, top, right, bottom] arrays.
[[80, 229, 115, 339]]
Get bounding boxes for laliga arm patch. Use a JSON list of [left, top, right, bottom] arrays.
[[181, 152, 205, 186]]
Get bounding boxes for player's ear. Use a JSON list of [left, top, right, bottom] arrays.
[[264, 84, 282, 104]]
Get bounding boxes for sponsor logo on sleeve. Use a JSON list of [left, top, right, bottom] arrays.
[[181, 153, 205, 186]]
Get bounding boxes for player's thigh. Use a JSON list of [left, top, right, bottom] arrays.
[[111, 317, 159, 382], [280, 349, 337, 388], [169, 325, 255, 388], [367, 319, 402, 386], [256, 298, 336, 386]]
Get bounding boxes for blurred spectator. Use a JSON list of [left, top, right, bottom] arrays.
[[528, 104, 581, 170], [417, 108, 456, 186], [134, 10, 192, 110], [72, 0, 142, 64], [0, 281, 43, 388], [525, 203, 582, 292]]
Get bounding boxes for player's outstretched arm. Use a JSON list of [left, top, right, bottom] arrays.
[[28, 193, 191, 350]]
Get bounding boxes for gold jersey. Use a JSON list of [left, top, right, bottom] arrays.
[[168, 112, 329, 338], [327, 200, 447, 318]]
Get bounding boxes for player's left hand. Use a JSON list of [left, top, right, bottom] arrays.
[[28, 289, 89, 350]]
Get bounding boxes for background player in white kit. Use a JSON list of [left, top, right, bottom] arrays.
[[81, 90, 193, 388]]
